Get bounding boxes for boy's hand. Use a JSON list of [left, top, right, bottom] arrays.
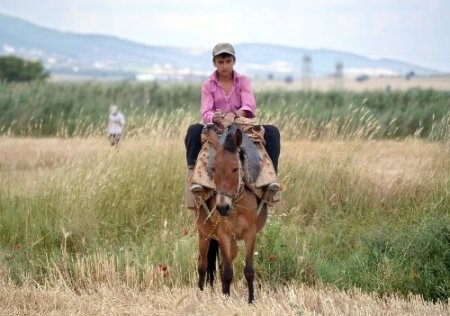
[[213, 109, 225, 128], [222, 112, 236, 128]]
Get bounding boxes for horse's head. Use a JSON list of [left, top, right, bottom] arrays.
[[207, 124, 243, 216]]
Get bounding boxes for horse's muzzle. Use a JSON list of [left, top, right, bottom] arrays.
[[216, 190, 233, 216], [217, 203, 230, 216]]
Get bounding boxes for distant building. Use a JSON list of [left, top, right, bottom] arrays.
[[302, 55, 312, 90], [405, 71, 415, 80], [335, 62, 343, 89], [355, 74, 369, 82]]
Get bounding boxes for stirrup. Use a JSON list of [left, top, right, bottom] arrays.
[[267, 182, 280, 192], [264, 182, 281, 206], [190, 184, 204, 192], [265, 182, 280, 204]]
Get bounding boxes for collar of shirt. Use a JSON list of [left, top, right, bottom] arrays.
[[209, 70, 240, 84]]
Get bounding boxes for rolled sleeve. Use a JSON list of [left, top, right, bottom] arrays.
[[201, 82, 215, 123]]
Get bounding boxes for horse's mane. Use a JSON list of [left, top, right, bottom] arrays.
[[223, 131, 238, 153], [208, 124, 260, 184]]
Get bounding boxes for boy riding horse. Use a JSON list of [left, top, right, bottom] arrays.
[[184, 43, 280, 208]]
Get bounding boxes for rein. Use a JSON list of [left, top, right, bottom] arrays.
[[199, 184, 244, 221], [199, 165, 265, 222]]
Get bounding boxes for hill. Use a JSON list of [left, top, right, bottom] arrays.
[[0, 13, 438, 80]]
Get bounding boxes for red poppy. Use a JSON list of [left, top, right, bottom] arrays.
[[158, 264, 168, 272], [269, 255, 276, 262], [15, 243, 21, 250]]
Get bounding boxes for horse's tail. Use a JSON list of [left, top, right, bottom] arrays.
[[206, 239, 219, 286]]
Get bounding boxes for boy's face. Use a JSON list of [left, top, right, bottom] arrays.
[[213, 55, 235, 78]]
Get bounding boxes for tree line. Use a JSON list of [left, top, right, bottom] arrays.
[[0, 55, 48, 82]]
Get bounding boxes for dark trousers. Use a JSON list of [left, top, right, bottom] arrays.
[[108, 133, 122, 146], [184, 123, 280, 173]]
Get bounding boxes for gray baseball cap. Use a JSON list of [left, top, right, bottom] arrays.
[[212, 43, 235, 57]]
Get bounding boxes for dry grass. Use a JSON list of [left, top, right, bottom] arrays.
[[0, 137, 105, 194], [0, 281, 448, 316], [2, 136, 446, 194], [282, 139, 448, 192], [1, 136, 448, 314], [0, 136, 181, 195]]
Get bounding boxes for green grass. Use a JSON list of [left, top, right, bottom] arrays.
[[0, 81, 449, 139], [0, 84, 449, 301]]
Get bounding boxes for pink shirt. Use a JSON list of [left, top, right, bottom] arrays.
[[201, 70, 256, 123]]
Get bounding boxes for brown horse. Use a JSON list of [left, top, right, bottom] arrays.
[[194, 124, 268, 303]]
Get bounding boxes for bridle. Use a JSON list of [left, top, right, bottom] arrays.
[[200, 150, 245, 221], [215, 152, 245, 200]]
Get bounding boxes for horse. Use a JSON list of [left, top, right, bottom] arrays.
[[194, 124, 268, 303]]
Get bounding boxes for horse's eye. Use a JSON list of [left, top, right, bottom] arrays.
[[233, 168, 239, 173], [211, 167, 215, 173]]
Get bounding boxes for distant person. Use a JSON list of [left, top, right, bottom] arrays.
[[107, 105, 125, 146], [184, 42, 281, 209]]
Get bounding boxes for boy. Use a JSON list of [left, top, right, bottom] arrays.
[[185, 43, 280, 208]]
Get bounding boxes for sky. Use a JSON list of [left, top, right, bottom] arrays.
[[1, 0, 449, 72]]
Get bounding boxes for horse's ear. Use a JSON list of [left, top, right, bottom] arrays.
[[207, 126, 220, 150], [234, 128, 242, 147]]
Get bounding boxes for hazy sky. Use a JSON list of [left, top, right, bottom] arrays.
[[1, 0, 449, 71]]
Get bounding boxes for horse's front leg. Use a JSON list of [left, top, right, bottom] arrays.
[[244, 231, 257, 303], [219, 236, 234, 296], [197, 232, 210, 291]]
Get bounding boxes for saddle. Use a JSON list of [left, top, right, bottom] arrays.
[[191, 118, 279, 205]]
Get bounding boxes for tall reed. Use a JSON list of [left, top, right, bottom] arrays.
[[1, 82, 449, 140]]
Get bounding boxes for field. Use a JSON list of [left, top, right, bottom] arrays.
[[252, 75, 450, 92], [0, 82, 449, 314], [1, 132, 449, 314]]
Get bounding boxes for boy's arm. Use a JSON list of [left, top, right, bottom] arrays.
[[201, 83, 215, 123], [239, 76, 256, 118]]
